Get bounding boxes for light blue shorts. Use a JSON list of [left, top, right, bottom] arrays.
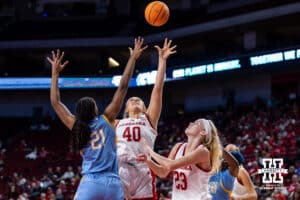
[[74, 173, 124, 200]]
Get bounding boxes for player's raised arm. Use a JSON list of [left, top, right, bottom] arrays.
[[104, 37, 147, 124], [223, 150, 239, 177], [146, 38, 176, 130], [48, 49, 75, 130]]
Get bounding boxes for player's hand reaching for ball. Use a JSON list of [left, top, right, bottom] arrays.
[[155, 38, 177, 60], [47, 49, 69, 75], [129, 36, 148, 60]]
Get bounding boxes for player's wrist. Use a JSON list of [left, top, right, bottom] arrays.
[[52, 71, 59, 77], [129, 54, 138, 61]]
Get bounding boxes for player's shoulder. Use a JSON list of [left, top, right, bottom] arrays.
[[195, 145, 210, 155], [238, 166, 251, 180], [238, 166, 248, 174], [170, 142, 185, 155], [173, 142, 185, 150]]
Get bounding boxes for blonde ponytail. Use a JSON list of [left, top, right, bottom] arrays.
[[205, 120, 222, 174]]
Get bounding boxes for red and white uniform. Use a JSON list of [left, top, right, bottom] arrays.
[[172, 143, 212, 200], [116, 114, 157, 199]]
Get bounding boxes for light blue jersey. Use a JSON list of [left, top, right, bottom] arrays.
[[81, 115, 118, 176], [208, 170, 235, 200], [75, 115, 123, 200]]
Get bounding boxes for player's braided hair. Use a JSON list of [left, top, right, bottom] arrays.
[[72, 97, 98, 150]]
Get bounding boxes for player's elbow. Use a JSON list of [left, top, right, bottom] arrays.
[[157, 170, 170, 178], [249, 192, 258, 200], [156, 166, 171, 178], [50, 99, 58, 107], [118, 80, 129, 91]]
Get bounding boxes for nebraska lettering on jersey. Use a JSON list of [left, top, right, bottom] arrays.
[[118, 121, 146, 127], [116, 114, 157, 161]]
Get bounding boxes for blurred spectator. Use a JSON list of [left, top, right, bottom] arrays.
[[40, 175, 53, 190], [59, 166, 74, 180], [39, 146, 48, 159], [272, 189, 287, 200], [25, 146, 38, 160], [55, 188, 64, 200], [54, 167, 62, 180]]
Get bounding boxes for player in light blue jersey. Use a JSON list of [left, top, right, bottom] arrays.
[[208, 149, 243, 200], [48, 37, 147, 200]]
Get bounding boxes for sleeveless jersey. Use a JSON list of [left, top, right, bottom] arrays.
[[81, 115, 118, 177], [172, 143, 212, 200], [116, 114, 157, 163], [232, 178, 247, 195], [208, 170, 235, 200]]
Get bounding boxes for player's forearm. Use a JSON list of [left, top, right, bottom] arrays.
[[223, 150, 239, 177], [233, 193, 257, 200], [146, 159, 170, 178], [148, 149, 171, 168], [107, 56, 136, 117], [50, 73, 61, 106], [154, 57, 166, 90], [118, 56, 136, 91]]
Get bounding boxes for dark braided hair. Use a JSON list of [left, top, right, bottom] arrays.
[[72, 97, 98, 150]]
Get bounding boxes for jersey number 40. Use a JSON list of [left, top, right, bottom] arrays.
[[123, 126, 141, 142]]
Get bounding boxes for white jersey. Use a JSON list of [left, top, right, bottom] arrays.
[[172, 143, 212, 200], [116, 114, 157, 199], [232, 178, 247, 195], [116, 114, 157, 162]]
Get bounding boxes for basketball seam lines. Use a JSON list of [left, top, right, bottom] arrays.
[[152, 4, 164, 26], [149, 2, 159, 25]]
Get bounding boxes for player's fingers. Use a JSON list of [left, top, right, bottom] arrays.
[[56, 49, 60, 58], [154, 45, 161, 50], [58, 51, 65, 62], [128, 47, 133, 55], [46, 57, 53, 64], [51, 51, 55, 59], [137, 37, 144, 47], [164, 38, 168, 47], [141, 45, 148, 51], [61, 60, 69, 68], [167, 39, 172, 47], [170, 45, 177, 51]]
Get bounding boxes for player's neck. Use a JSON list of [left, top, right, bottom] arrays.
[[186, 136, 202, 153], [128, 112, 142, 119]]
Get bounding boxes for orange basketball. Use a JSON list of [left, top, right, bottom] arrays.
[[144, 1, 169, 27]]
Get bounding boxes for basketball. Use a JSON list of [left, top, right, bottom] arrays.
[[144, 1, 169, 27]]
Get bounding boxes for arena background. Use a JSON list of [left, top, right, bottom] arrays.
[[0, 0, 299, 199]]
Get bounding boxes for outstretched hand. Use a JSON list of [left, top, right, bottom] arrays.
[[129, 36, 148, 60], [47, 49, 69, 75], [155, 38, 177, 60]]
